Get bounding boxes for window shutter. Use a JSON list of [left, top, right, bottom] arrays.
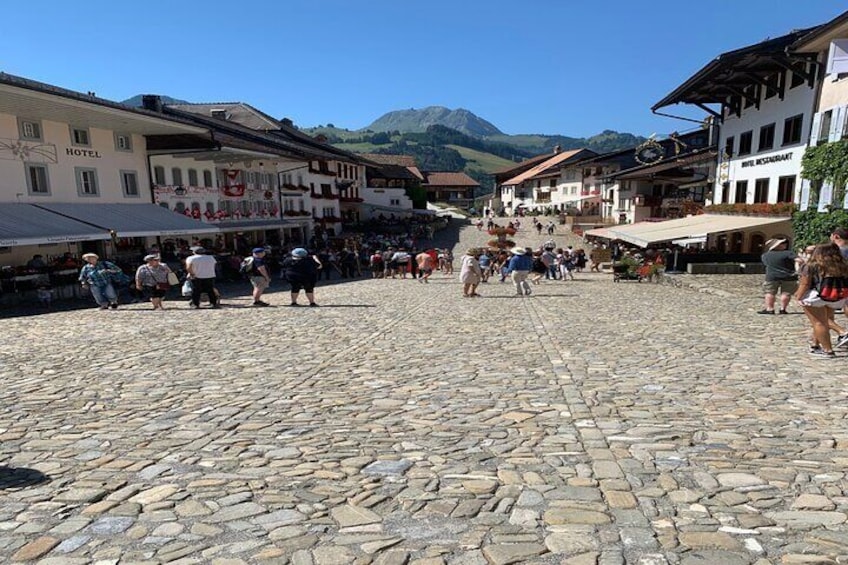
[[800, 179, 811, 211], [829, 106, 847, 142], [818, 182, 834, 213], [843, 183, 848, 209], [826, 39, 848, 75], [809, 112, 822, 146]]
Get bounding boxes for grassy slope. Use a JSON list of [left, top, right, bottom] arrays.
[[446, 145, 515, 173]]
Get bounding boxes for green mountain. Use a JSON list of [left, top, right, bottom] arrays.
[[366, 106, 503, 137]]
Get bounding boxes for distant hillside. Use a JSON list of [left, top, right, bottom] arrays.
[[367, 106, 503, 137], [121, 94, 191, 107]]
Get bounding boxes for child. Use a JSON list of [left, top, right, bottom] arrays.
[[37, 284, 53, 308]]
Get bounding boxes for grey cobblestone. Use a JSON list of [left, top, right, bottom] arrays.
[[1, 219, 847, 563]]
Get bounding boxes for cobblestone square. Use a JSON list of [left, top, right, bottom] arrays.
[[2, 221, 847, 564]]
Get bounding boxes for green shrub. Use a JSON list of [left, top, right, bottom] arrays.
[[792, 208, 848, 248]]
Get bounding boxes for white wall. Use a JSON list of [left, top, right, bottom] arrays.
[[361, 186, 412, 219], [0, 112, 151, 203], [715, 73, 816, 204]]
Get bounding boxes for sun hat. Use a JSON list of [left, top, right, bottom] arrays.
[[292, 248, 308, 257], [510, 247, 526, 255], [765, 238, 787, 251], [191, 246, 205, 254], [144, 254, 160, 262], [252, 247, 266, 254], [82, 253, 99, 260]]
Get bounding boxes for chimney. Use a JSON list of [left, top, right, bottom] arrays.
[[281, 118, 294, 128], [142, 95, 163, 112], [553, 145, 561, 154]]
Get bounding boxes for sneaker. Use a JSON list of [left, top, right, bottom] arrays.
[[289, 302, 300, 307], [778, 309, 788, 315], [809, 349, 836, 359], [253, 300, 270, 307], [809, 344, 822, 354], [189, 303, 199, 309], [525, 288, 532, 295], [836, 334, 848, 348], [99, 305, 109, 310], [757, 309, 775, 315], [109, 303, 118, 309]]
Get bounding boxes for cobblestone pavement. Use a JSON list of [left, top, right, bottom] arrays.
[[2, 220, 848, 565]]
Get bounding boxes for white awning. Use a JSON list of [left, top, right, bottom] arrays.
[[36, 203, 215, 237], [215, 219, 294, 233], [0, 203, 109, 246], [671, 236, 707, 246], [584, 227, 618, 239], [607, 214, 790, 247]]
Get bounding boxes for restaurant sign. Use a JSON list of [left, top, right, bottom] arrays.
[[740, 151, 793, 168]]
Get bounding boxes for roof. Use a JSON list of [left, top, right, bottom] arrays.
[[607, 146, 718, 181], [168, 102, 281, 131], [501, 149, 591, 186], [0, 204, 109, 246], [368, 164, 420, 181], [35, 203, 214, 238], [424, 172, 480, 187], [652, 28, 818, 111], [493, 152, 553, 175], [360, 153, 419, 168], [0, 73, 206, 136], [793, 10, 848, 52]]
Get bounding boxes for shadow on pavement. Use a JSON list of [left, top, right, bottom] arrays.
[[0, 467, 50, 490]]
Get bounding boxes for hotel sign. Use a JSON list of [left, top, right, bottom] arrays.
[[740, 151, 793, 168], [66, 147, 102, 158]]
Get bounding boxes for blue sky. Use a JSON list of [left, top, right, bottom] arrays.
[[1, 1, 845, 138]]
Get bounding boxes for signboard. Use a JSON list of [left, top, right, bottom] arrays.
[[593, 249, 612, 263]]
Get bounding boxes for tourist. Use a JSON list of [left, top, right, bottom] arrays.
[[135, 254, 174, 310], [506, 247, 533, 296], [831, 228, 848, 259], [530, 251, 547, 285], [574, 249, 587, 272], [369, 249, 384, 278], [794, 243, 848, 358], [245, 247, 271, 307], [26, 254, 47, 270], [759, 238, 798, 315], [546, 221, 555, 236], [443, 249, 454, 275], [391, 247, 411, 279], [542, 247, 557, 280], [459, 248, 483, 297], [416, 249, 435, 283], [478, 250, 492, 283], [282, 247, 321, 306], [185, 247, 219, 309], [78, 253, 122, 310]]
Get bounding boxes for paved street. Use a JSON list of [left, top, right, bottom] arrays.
[[2, 220, 848, 565]]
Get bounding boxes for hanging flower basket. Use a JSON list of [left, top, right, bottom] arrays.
[[488, 239, 516, 249]]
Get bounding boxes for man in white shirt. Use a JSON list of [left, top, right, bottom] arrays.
[[185, 247, 219, 309]]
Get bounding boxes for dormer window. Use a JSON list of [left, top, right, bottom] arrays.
[[210, 109, 228, 120]]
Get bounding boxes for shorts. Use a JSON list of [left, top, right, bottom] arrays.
[[763, 279, 798, 295], [250, 276, 270, 291], [289, 279, 315, 293], [144, 285, 167, 298], [800, 291, 847, 309]]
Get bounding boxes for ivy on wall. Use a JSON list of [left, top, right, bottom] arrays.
[[794, 140, 848, 247]]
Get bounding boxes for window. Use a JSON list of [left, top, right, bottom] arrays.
[[738, 131, 753, 155], [724, 136, 734, 158], [121, 170, 139, 197], [790, 62, 811, 88], [210, 109, 228, 120], [70, 127, 90, 146], [764, 74, 779, 100], [735, 180, 748, 204], [114, 133, 132, 151], [188, 169, 198, 187], [777, 176, 795, 203], [171, 167, 183, 186], [25, 163, 50, 195], [783, 114, 803, 146], [18, 118, 42, 140], [203, 170, 213, 187], [390, 199, 400, 206], [758, 123, 775, 151], [743, 85, 757, 109], [721, 182, 730, 204], [819, 110, 833, 145], [75, 167, 99, 196], [153, 166, 165, 185], [754, 178, 769, 203]]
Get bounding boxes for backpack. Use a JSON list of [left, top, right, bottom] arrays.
[[239, 257, 255, 276], [817, 275, 848, 301]]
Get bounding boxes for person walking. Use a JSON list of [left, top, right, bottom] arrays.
[[794, 243, 848, 358], [78, 253, 121, 310], [185, 247, 219, 309], [282, 247, 321, 306], [416, 249, 435, 283], [759, 238, 798, 315], [506, 247, 533, 296], [135, 254, 174, 310], [478, 250, 492, 283], [459, 248, 483, 297], [243, 247, 271, 307]]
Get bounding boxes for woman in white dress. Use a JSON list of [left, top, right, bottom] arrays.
[[459, 248, 483, 298]]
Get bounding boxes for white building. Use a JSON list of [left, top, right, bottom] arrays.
[[0, 73, 212, 267], [652, 28, 819, 208], [498, 148, 596, 213]]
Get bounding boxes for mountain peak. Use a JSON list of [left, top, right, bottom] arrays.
[[366, 107, 503, 137]]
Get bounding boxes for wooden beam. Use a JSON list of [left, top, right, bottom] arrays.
[[695, 103, 722, 121]]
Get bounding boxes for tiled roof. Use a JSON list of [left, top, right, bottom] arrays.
[[360, 153, 419, 167], [168, 102, 281, 131], [501, 149, 590, 186], [493, 152, 552, 175], [424, 172, 480, 187]]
